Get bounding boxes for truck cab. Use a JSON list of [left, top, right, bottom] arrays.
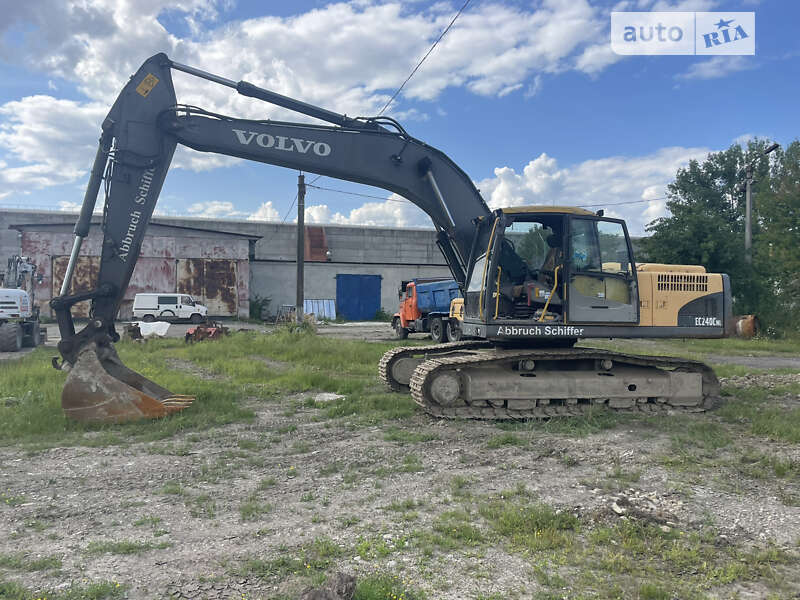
[[393, 278, 461, 342]]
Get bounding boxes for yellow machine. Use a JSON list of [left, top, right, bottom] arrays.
[[379, 206, 730, 418], [53, 55, 728, 423]]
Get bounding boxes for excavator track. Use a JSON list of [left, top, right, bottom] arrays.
[[407, 347, 721, 420], [379, 340, 493, 392]]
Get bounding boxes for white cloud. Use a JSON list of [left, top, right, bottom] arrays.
[[0, 0, 621, 198], [248, 201, 281, 222], [476, 146, 711, 235], [677, 55, 755, 80], [187, 200, 246, 218], [303, 196, 429, 228], [575, 43, 622, 75], [0, 95, 107, 189]]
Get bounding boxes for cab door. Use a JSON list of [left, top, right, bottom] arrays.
[[566, 217, 639, 324]]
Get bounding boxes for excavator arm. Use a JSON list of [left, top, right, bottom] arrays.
[[52, 53, 492, 423]]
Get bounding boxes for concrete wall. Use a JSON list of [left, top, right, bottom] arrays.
[[251, 261, 452, 318], [2, 209, 452, 319]]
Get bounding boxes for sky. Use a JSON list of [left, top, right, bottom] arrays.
[[0, 0, 797, 235]]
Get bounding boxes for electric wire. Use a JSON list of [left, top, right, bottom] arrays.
[[377, 0, 472, 116], [281, 173, 323, 223], [306, 183, 669, 209], [306, 183, 408, 203]]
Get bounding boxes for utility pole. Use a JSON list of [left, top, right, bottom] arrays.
[[744, 163, 753, 264], [741, 142, 779, 265], [296, 173, 305, 324]]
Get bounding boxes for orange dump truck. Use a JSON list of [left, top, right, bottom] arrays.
[[392, 278, 461, 343]]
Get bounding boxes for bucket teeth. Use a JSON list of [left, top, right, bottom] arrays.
[[61, 342, 194, 424]]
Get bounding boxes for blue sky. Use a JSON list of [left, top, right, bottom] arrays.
[[0, 0, 797, 234]]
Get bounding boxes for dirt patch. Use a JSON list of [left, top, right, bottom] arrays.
[[0, 346, 35, 362], [711, 355, 800, 369], [165, 357, 224, 380]]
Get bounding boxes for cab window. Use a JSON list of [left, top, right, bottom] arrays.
[[569, 219, 602, 272], [467, 254, 487, 292], [182, 296, 194, 306]]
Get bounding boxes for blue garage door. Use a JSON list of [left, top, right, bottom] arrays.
[[335, 274, 382, 321]]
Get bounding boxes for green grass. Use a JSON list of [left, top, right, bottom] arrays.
[[582, 336, 800, 358], [0, 552, 61, 571], [382, 426, 439, 444], [85, 540, 170, 555], [0, 579, 126, 600], [354, 572, 427, 600], [486, 432, 526, 448], [239, 493, 273, 521], [479, 496, 579, 553], [0, 330, 419, 448], [719, 387, 800, 443], [233, 536, 343, 579]]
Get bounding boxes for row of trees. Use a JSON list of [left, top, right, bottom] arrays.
[[643, 139, 799, 335]]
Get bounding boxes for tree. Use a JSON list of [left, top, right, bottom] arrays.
[[752, 141, 800, 333], [643, 140, 798, 333]]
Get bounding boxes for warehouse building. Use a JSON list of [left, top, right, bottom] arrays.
[[0, 209, 452, 320]]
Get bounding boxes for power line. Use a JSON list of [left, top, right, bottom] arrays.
[[306, 183, 409, 203], [281, 173, 323, 223], [306, 183, 667, 210], [377, 0, 472, 116], [578, 196, 668, 209]]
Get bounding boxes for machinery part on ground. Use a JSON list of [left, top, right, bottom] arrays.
[[184, 321, 229, 343], [61, 342, 193, 424], [123, 323, 144, 341], [407, 347, 720, 419], [733, 314, 759, 338]]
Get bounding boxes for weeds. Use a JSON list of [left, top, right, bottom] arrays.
[[85, 540, 170, 555]]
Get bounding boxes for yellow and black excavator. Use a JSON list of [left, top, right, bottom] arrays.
[[52, 53, 730, 423]]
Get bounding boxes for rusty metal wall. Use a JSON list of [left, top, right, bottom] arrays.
[[22, 229, 250, 319], [177, 258, 239, 316], [51, 256, 100, 318]]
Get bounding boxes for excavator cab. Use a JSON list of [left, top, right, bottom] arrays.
[[465, 208, 639, 328]]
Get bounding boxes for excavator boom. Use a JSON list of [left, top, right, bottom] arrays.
[[53, 53, 491, 423]]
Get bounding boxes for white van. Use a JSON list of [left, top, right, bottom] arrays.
[[132, 293, 208, 323]]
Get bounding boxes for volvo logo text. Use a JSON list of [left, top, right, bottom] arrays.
[[232, 129, 331, 157]]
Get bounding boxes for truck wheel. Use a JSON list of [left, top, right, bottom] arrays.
[[447, 320, 462, 342], [0, 322, 23, 352], [393, 318, 408, 340], [430, 317, 446, 343], [22, 321, 41, 347], [142, 314, 155, 323], [190, 313, 205, 324]]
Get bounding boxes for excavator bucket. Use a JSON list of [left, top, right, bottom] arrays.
[[61, 342, 193, 424]]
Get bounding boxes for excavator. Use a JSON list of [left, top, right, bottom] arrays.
[[52, 53, 730, 423]]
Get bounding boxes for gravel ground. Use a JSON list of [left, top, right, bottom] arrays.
[[2, 326, 799, 598], [2, 372, 799, 598]]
